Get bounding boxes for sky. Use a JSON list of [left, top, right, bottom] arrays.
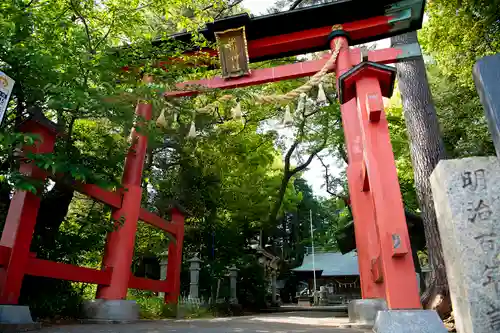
[[241, 0, 272, 15]]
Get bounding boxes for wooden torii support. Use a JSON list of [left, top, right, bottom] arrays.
[[163, 0, 425, 310], [0, 105, 185, 323]]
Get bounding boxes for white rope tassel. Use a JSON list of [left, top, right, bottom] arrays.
[[187, 120, 196, 138], [231, 102, 242, 120], [156, 109, 167, 128], [317, 83, 327, 104], [283, 105, 293, 127], [295, 93, 306, 117]]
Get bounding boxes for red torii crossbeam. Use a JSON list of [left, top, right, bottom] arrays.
[[166, 44, 421, 98]]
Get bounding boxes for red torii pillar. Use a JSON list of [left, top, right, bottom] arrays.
[[331, 32, 420, 309], [96, 102, 152, 300], [165, 208, 184, 304], [334, 37, 385, 301], [96, 100, 185, 306], [0, 118, 57, 307]]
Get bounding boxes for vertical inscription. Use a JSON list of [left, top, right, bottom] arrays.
[[461, 166, 500, 331], [215, 27, 250, 79], [461, 169, 493, 223]]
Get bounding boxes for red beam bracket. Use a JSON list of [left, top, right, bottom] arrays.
[[390, 233, 409, 257], [338, 61, 396, 105], [25, 258, 113, 285]]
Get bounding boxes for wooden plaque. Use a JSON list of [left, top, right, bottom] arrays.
[[215, 26, 250, 79]]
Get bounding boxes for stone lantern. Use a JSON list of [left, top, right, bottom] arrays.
[[188, 254, 202, 300]]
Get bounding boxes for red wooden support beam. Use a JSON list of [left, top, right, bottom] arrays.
[[248, 15, 392, 61], [165, 208, 185, 304], [0, 246, 10, 266], [25, 258, 112, 285], [48, 175, 123, 209], [77, 184, 123, 209], [167, 56, 332, 97], [166, 44, 421, 98], [139, 209, 177, 236], [367, 43, 422, 65], [97, 102, 152, 301], [334, 38, 384, 300], [128, 275, 169, 293], [0, 119, 57, 305], [355, 74, 420, 309]]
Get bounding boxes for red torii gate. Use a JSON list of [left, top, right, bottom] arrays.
[[0, 0, 428, 325], [0, 107, 184, 322], [163, 0, 425, 310]]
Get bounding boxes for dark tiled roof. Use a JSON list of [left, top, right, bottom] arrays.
[[292, 251, 359, 276]]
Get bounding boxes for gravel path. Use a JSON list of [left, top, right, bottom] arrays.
[[37, 312, 369, 333]]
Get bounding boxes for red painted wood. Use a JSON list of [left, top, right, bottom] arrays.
[[0, 247, 37, 266], [165, 208, 185, 304], [334, 39, 384, 300], [248, 15, 391, 61], [361, 160, 370, 191], [368, 47, 403, 65], [97, 103, 152, 300], [128, 275, 169, 293], [0, 120, 57, 304], [166, 56, 333, 97], [77, 184, 122, 209], [0, 246, 9, 266], [139, 209, 177, 236], [355, 75, 420, 309], [47, 175, 123, 209], [166, 46, 404, 98], [25, 258, 112, 285]]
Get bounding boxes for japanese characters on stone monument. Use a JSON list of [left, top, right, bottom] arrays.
[[215, 27, 250, 79], [431, 157, 500, 333], [429, 53, 500, 333], [0, 71, 15, 125]]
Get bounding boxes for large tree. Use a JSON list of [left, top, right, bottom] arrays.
[[391, 32, 449, 315]]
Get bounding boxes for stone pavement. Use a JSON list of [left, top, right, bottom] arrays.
[[37, 312, 369, 333]]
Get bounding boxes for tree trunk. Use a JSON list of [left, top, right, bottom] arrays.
[[32, 182, 74, 259], [391, 31, 451, 317]]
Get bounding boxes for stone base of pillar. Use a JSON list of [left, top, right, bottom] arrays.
[[82, 300, 139, 323], [374, 310, 447, 333], [348, 298, 387, 326], [0, 305, 35, 324]]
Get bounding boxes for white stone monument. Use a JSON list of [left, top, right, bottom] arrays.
[[431, 157, 500, 333]]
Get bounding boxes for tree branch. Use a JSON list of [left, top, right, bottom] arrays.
[[317, 155, 335, 196], [93, 17, 115, 50], [214, 0, 245, 19], [289, 0, 305, 10], [69, 0, 93, 53]]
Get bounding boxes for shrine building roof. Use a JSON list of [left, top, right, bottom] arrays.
[[157, 0, 426, 62]]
